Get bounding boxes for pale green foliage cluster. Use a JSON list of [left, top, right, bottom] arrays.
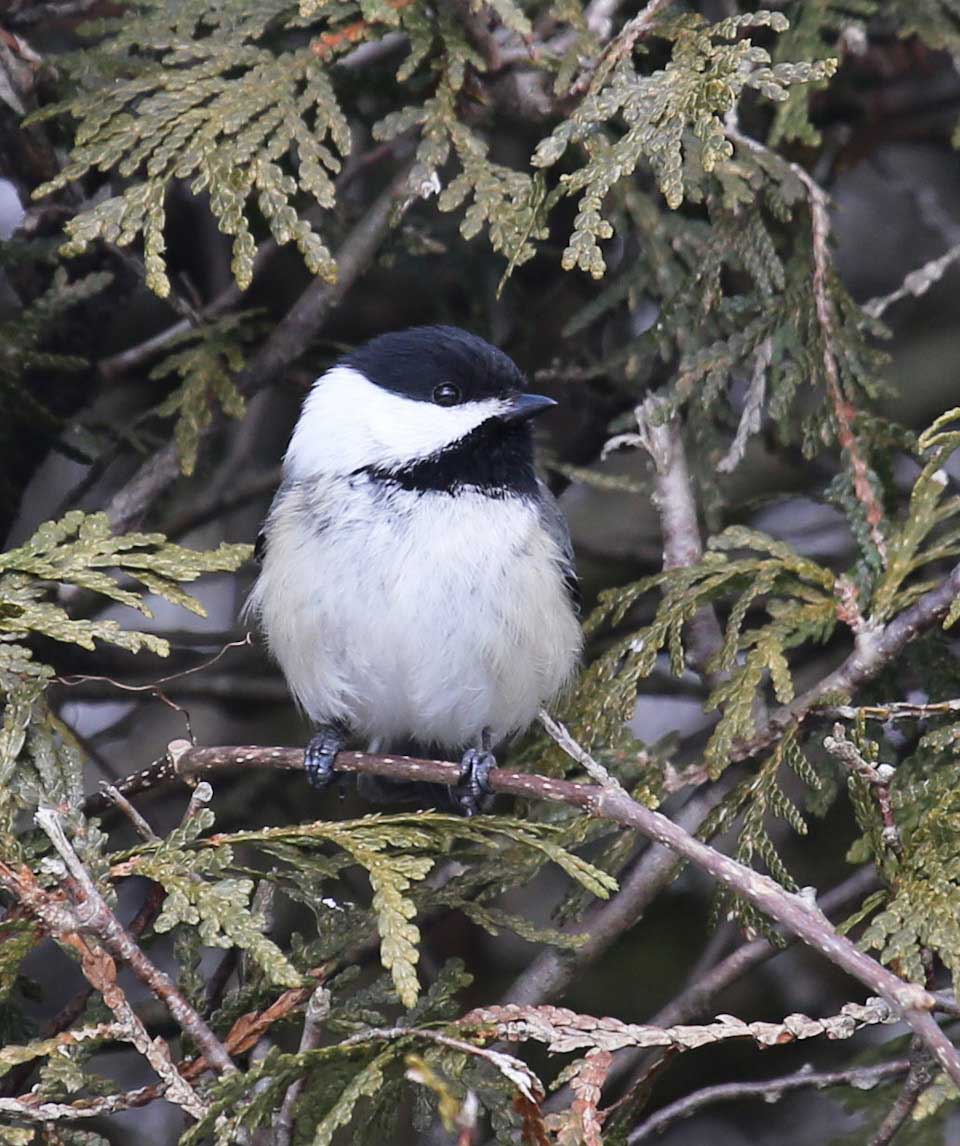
[[533, 12, 835, 277], [149, 312, 262, 474], [30, 3, 836, 295], [32, 3, 349, 296], [0, 511, 249, 844]]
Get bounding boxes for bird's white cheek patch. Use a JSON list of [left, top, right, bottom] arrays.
[[285, 365, 507, 479]]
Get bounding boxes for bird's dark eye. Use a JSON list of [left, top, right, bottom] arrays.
[[432, 383, 462, 407]]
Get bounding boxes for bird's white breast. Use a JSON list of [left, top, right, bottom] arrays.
[[247, 477, 581, 751]]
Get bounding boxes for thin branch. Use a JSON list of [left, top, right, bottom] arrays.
[[274, 985, 332, 1146], [728, 126, 887, 559], [634, 395, 724, 672], [0, 859, 205, 1118], [584, 866, 879, 1114], [868, 1042, 937, 1146], [109, 736, 960, 1088], [34, 807, 237, 1078], [863, 242, 960, 320], [465, 997, 894, 1054], [824, 697, 960, 721], [538, 710, 624, 789], [100, 782, 160, 842], [626, 1059, 910, 1143], [0, 880, 167, 1100], [733, 558, 960, 761], [0, 1085, 164, 1123], [502, 782, 728, 1008], [825, 725, 902, 857], [103, 160, 416, 533]]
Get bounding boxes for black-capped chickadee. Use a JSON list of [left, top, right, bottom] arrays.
[[246, 326, 582, 815]]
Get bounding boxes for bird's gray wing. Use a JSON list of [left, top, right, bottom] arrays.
[[254, 527, 268, 563], [537, 479, 581, 615]]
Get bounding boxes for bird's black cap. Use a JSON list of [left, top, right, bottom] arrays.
[[344, 325, 527, 403]]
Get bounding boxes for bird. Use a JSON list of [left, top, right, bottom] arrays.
[[245, 325, 582, 815]]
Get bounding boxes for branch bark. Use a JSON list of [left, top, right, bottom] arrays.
[[0, 859, 206, 1118], [727, 126, 886, 559]]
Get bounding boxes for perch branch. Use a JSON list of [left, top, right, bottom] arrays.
[[98, 736, 960, 1088]]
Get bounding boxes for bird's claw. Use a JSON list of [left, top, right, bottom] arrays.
[[453, 747, 496, 817], [305, 726, 345, 792]]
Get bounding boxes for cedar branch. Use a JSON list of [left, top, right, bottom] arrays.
[[104, 735, 960, 1089]]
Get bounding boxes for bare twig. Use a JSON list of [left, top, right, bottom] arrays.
[[100, 783, 159, 842], [825, 725, 902, 857], [824, 697, 960, 721], [863, 243, 960, 320], [106, 737, 960, 1087], [538, 710, 624, 789], [103, 160, 416, 533], [626, 1059, 911, 1143]]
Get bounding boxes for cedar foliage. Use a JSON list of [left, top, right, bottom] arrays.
[[2, 1, 960, 1144]]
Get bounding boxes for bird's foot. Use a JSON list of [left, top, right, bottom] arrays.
[[304, 726, 345, 792], [453, 747, 496, 817]]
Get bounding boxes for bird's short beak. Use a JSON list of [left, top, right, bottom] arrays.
[[501, 393, 558, 422]]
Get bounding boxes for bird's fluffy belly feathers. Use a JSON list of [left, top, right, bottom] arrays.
[[247, 479, 582, 750]]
